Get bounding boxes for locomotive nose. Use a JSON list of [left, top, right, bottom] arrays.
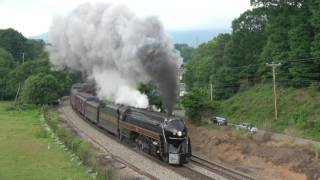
[[164, 118, 187, 137]]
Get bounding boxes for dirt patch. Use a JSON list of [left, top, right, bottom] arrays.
[[188, 124, 320, 180]]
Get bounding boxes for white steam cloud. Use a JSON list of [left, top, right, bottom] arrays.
[[47, 3, 182, 112]]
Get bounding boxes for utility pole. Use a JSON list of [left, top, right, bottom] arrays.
[[266, 62, 281, 121], [14, 53, 24, 104]]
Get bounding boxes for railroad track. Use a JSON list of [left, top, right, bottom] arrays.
[[189, 155, 254, 180], [59, 100, 254, 180], [59, 104, 159, 180]]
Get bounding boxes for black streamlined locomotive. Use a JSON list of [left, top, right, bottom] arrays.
[[70, 83, 192, 165]]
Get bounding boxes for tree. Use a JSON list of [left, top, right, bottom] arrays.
[[24, 39, 46, 60], [138, 83, 163, 111], [184, 34, 230, 89], [10, 59, 51, 82], [7, 58, 72, 101], [184, 34, 236, 100], [174, 44, 195, 62], [250, 0, 305, 9], [181, 87, 216, 123], [52, 71, 72, 97], [0, 28, 45, 61], [309, 0, 320, 82], [0, 48, 15, 100], [288, 5, 313, 86], [0, 28, 26, 60], [227, 9, 267, 86], [259, 12, 291, 81], [21, 73, 60, 105], [0, 48, 15, 69]]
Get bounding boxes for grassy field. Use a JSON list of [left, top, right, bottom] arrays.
[[0, 102, 90, 180], [216, 84, 320, 141]]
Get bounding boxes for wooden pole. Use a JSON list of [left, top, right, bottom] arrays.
[[266, 62, 281, 121], [14, 53, 24, 104], [272, 66, 278, 120]]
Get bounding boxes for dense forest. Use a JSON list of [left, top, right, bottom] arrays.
[[0, 28, 74, 104], [184, 0, 320, 100]]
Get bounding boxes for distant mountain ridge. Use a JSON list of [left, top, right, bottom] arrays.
[[29, 33, 48, 41], [29, 29, 230, 46], [168, 29, 230, 46]]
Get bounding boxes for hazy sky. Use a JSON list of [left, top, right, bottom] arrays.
[[0, 0, 252, 36]]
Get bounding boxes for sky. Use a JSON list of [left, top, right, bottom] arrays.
[[0, 0, 252, 37]]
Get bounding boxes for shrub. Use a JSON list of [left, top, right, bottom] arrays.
[[35, 127, 49, 138], [181, 87, 218, 123], [56, 127, 69, 140], [69, 138, 83, 153], [21, 73, 60, 105], [77, 142, 92, 165]]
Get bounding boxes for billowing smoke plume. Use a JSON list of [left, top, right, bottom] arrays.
[[47, 3, 182, 113]]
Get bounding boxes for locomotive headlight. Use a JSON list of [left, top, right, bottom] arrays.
[[177, 131, 182, 137]]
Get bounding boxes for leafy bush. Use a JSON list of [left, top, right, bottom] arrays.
[[21, 73, 60, 105], [35, 127, 49, 138], [77, 141, 92, 165], [56, 127, 69, 140], [69, 139, 83, 153], [181, 87, 217, 123]]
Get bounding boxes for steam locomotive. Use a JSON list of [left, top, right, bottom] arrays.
[[70, 83, 192, 165]]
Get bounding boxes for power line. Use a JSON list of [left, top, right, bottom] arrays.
[[207, 56, 320, 70]]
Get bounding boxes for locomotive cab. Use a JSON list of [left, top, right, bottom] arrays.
[[162, 118, 192, 165]]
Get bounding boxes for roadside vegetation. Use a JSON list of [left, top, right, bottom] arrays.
[[217, 84, 320, 140], [0, 102, 90, 180], [43, 107, 114, 180]]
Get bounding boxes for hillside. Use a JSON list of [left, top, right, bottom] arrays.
[[216, 84, 320, 141]]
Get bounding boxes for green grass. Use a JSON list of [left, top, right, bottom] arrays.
[[216, 84, 320, 141], [0, 102, 90, 180]]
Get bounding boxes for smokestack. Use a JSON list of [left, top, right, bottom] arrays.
[[47, 3, 182, 112]]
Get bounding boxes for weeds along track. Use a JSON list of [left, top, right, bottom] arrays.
[[189, 155, 255, 180]]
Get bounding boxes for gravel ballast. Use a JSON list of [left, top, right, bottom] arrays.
[[58, 101, 188, 180]]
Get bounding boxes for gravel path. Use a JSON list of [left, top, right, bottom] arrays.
[[257, 129, 320, 147], [58, 101, 189, 180]]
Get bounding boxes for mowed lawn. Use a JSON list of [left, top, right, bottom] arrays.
[[0, 102, 89, 180]]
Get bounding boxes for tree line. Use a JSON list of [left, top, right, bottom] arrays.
[[0, 28, 76, 105], [184, 0, 320, 101]]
